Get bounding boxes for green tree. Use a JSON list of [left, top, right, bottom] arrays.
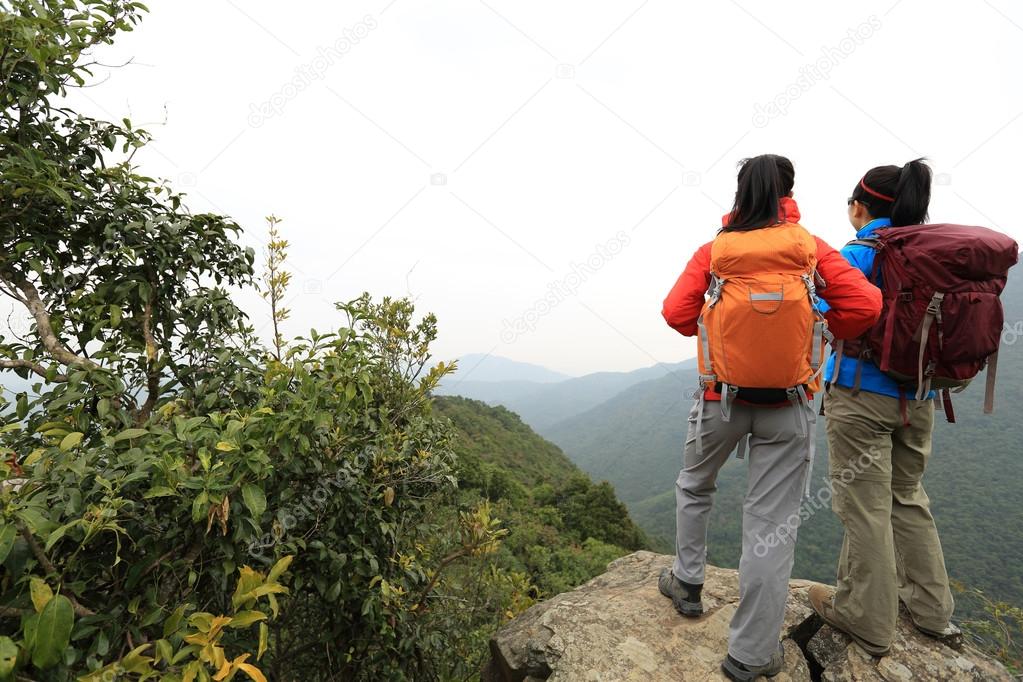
[[0, 3, 509, 680]]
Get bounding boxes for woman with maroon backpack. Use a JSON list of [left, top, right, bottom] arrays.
[[809, 159, 1018, 656]]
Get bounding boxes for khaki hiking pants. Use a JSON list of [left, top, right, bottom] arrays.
[[824, 385, 954, 651], [673, 397, 814, 667]]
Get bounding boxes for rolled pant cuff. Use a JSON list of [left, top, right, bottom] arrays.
[[671, 559, 705, 585]]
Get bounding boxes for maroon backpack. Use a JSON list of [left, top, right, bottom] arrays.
[[837, 224, 1018, 422]]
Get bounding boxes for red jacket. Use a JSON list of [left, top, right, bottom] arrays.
[[661, 197, 882, 399]]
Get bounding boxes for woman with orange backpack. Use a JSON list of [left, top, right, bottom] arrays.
[[660, 154, 882, 681], [807, 160, 1017, 656]]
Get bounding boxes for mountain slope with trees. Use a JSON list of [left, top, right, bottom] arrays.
[[437, 396, 649, 598]]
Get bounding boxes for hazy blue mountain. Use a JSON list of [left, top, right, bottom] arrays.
[[438, 358, 697, 431], [441, 353, 571, 384]]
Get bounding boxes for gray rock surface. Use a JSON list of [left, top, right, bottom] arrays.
[[482, 551, 1011, 681]]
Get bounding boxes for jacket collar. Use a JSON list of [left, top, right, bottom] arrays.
[[856, 217, 892, 239], [720, 196, 801, 227], [779, 196, 800, 223]]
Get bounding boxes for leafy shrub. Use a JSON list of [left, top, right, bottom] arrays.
[[0, 3, 650, 679]]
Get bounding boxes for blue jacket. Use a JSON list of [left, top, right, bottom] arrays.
[[821, 218, 931, 399]]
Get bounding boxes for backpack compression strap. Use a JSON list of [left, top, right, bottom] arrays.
[[915, 292, 945, 400], [984, 350, 999, 414]]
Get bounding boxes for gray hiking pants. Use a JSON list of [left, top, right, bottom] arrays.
[[672, 396, 813, 666]]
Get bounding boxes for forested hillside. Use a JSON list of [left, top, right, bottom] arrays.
[[437, 396, 648, 597], [542, 271, 1023, 619]]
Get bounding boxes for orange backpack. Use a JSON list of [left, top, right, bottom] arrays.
[[696, 222, 831, 405]]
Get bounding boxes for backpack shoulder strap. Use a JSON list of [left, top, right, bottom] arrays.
[[846, 237, 881, 249]]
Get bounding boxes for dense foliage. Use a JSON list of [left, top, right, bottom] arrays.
[[0, 6, 653, 679], [0, 3, 513, 679], [437, 396, 647, 598]]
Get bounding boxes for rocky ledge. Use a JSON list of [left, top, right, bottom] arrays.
[[482, 551, 1011, 681]]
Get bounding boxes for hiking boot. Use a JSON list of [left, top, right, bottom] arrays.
[[913, 621, 963, 650], [720, 644, 784, 681], [658, 567, 703, 617], [808, 584, 890, 657]]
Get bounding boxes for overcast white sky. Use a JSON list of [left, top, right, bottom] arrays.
[[41, 0, 1023, 376]]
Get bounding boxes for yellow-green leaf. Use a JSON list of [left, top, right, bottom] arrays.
[[0, 525, 16, 565], [241, 484, 266, 520], [155, 637, 174, 664], [113, 428, 149, 442], [120, 643, 154, 674], [23, 448, 44, 467], [31, 594, 73, 669], [0, 636, 17, 678], [29, 577, 53, 613], [257, 622, 268, 660], [226, 610, 266, 628], [144, 486, 177, 499], [237, 662, 268, 682], [59, 431, 84, 451], [215, 441, 236, 452], [163, 604, 188, 639], [267, 555, 293, 583], [182, 660, 201, 682]]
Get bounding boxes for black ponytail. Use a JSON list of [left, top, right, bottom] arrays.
[[722, 154, 795, 232], [892, 159, 931, 226], [851, 158, 931, 227]]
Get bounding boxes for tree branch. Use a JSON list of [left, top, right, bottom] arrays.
[[0, 358, 67, 382], [135, 298, 160, 424], [18, 523, 95, 617], [4, 273, 99, 371], [0, 606, 30, 619], [413, 548, 468, 613]]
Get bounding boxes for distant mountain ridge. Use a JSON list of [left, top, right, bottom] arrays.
[[438, 357, 697, 430], [441, 353, 571, 384]]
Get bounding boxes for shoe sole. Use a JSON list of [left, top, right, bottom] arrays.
[[657, 582, 703, 618], [810, 600, 890, 657], [914, 626, 963, 649], [674, 600, 703, 618], [720, 658, 781, 681]]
